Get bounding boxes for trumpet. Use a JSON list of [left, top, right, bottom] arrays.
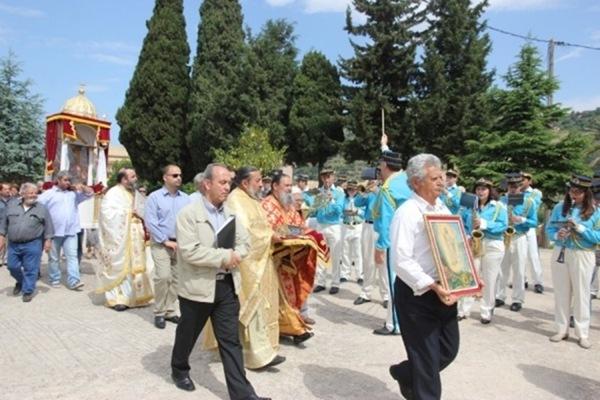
[[504, 205, 516, 247], [471, 209, 485, 258]]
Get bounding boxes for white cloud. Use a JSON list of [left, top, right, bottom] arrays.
[[488, 0, 561, 11], [89, 53, 134, 66], [0, 2, 44, 18], [556, 48, 583, 63], [304, 0, 352, 13], [562, 96, 600, 112], [264, 0, 295, 6]]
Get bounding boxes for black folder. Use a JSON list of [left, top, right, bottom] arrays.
[[216, 216, 236, 249]]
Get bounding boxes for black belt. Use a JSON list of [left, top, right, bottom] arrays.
[[365, 220, 374, 224]]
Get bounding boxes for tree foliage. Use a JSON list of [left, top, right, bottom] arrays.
[[187, 0, 247, 171], [340, 0, 424, 163], [214, 126, 286, 173], [413, 0, 493, 160], [245, 19, 298, 148], [0, 51, 44, 183], [116, 0, 191, 182], [288, 51, 344, 169], [455, 44, 592, 201]]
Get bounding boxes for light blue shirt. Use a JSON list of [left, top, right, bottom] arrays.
[[460, 200, 508, 241], [145, 187, 190, 243], [500, 194, 537, 235], [440, 184, 462, 214], [546, 203, 600, 251], [314, 186, 345, 225], [355, 190, 378, 222], [373, 171, 413, 250], [38, 187, 92, 237], [342, 195, 365, 225]]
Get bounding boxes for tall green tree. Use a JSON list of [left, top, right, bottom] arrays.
[[340, 0, 424, 163], [455, 44, 591, 200], [245, 19, 298, 148], [413, 0, 493, 160], [187, 0, 247, 171], [0, 51, 44, 182], [288, 51, 344, 169], [116, 0, 190, 182]]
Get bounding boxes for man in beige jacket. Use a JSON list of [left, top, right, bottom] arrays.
[[170, 163, 270, 400]]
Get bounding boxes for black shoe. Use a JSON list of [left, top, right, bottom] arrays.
[[524, 281, 529, 289], [383, 300, 389, 309], [171, 372, 195, 391], [113, 304, 128, 312], [389, 364, 413, 400], [154, 316, 166, 329], [509, 302, 522, 312], [569, 315, 575, 328], [313, 285, 326, 293], [373, 326, 400, 336], [495, 299, 505, 308], [165, 315, 180, 324], [242, 396, 272, 400], [480, 318, 491, 325], [22, 293, 33, 302], [329, 286, 339, 295], [293, 331, 314, 345], [264, 355, 286, 368], [354, 297, 370, 305], [457, 315, 467, 321], [13, 283, 22, 296], [340, 277, 348, 283], [534, 284, 544, 294], [357, 278, 364, 285]]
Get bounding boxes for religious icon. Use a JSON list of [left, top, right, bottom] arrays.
[[423, 214, 482, 297]]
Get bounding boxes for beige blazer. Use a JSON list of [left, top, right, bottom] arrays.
[[175, 199, 250, 303]]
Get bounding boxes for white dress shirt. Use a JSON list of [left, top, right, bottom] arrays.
[[390, 193, 450, 295]]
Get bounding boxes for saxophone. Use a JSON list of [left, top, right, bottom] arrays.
[[504, 204, 516, 247], [471, 209, 485, 258]]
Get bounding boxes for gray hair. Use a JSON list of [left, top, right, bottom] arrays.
[[203, 163, 229, 181], [193, 172, 204, 186], [20, 182, 38, 195], [56, 170, 71, 180], [406, 154, 442, 190]]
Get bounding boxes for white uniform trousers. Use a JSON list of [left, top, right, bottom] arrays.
[[358, 223, 389, 301], [525, 227, 544, 285], [550, 248, 595, 339], [497, 234, 527, 304], [458, 258, 481, 319], [478, 240, 505, 320], [341, 223, 363, 280], [316, 223, 342, 288]]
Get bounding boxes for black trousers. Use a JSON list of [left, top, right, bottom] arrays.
[[393, 277, 460, 400], [171, 275, 255, 400]]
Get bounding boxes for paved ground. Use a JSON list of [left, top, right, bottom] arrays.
[[1, 248, 599, 400]]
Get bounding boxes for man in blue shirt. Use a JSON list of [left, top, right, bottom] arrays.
[[146, 164, 190, 329], [522, 172, 544, 293], [38, 170, 93, 290]]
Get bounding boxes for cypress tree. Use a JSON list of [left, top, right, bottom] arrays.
[[116, 0, 191, 182], [340, 0, 424, 163], [246, 19, 298, 148], [455, 44, 591, 200], [413, 0, 493, 160], [288, 51, 344, 169], [187, 0, 247, 171]]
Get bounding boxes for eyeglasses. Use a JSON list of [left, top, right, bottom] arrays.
[[569, 187, 585, 195], [168, 174, 182, 178]]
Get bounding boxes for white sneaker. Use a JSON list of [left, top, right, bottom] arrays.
[[50, 282, 61, 288], [578, 338, 592, 349], [549, 333, 568, 342]]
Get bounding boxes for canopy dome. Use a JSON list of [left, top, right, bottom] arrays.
[[62, 85, 97, 118]]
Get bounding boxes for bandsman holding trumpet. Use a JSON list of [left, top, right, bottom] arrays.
[[546, 174, 600, 349], [495, 172, 537, 312], [459, 179, 508, 323]]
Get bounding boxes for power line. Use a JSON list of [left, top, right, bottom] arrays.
[[487, 25, 600, 51]]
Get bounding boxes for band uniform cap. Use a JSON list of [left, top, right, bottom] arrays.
[[522, 172, 532, 179], [446, 169, 459, 178], [346, 180, 358, 189], [320, 167, 335, 176], [379, 150, 402, 169], [296, 174, 309, 181], [474, 178, 493, 189], [568, 174, 592, 189], [505, 172, 523, 184], [337, 175, 348, 182]]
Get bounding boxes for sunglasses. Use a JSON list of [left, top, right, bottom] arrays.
[[168, 174, 182, 178]]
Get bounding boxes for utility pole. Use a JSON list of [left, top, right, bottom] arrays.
[[547, 38, 555, 106]]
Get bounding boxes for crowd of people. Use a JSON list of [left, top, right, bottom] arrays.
[[1, 136, 600, 399]]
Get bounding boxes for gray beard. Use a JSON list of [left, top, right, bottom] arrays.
[[279, 192, 294, 207]]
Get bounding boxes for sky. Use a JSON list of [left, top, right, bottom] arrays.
[[1, 0, 599, 145]]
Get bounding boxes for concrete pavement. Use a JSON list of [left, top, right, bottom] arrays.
[[0, 249, 599, 399]]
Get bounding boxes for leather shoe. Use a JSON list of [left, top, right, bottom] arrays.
[[373, 326, 400, 336], [313, 285, 326, 293], [113, 304, 128, 312], [534, 284, 544, 294], [154, 316, 166, 329], [457, 315, 467, 321], [340, 277, 348, 282], [382, 300, 388, 309], [264, 354, 286, 368], [354, 297, 370, 305], [242, 396, 272, 400], [495, 299, 505, 307], [13, 283, 22, 296], [480, 318, 491, 325], [165, 315, 180, 324], [357, 278, 364, 285], [171, 372, 195, 391], [509, 302, 522, 312], [302, 316, 315, 325], [389, 364, 413, 400], [329, 286, 339, 295], [293, 331, 314, 345], [22, 293, 33, 302]]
